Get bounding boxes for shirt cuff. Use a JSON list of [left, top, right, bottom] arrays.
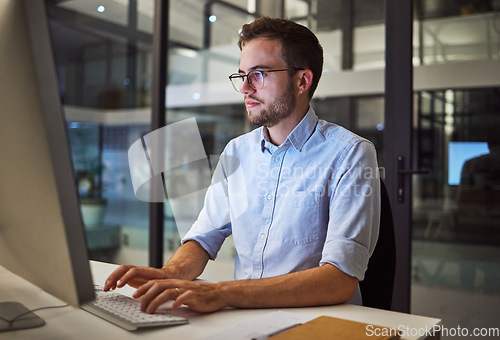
[[181, 227, 227, 260], [320, 237, 370, 281]]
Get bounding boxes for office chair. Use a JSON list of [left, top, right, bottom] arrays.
[[359, 179, 396, 310]]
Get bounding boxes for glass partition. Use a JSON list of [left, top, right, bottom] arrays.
[[414, 1, 500, 65], [48, 0, 154, 265], [411, 1, 500, 334]]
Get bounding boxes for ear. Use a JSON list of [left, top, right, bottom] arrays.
[[297, 69, 314, 96]]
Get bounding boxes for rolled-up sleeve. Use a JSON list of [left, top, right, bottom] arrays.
[[320, 140, 380, 281]]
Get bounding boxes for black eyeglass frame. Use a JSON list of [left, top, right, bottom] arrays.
[[228, 67, 305, 92]]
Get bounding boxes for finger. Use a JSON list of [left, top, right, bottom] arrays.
[[137, 282, 179, 313], [116, 267, 150, 288], [104, 265, 133, 291], [133, 280, 155, 299], [145, 289, 180, 314], [117, 266, 160, 288], [134, 279, 183, 299], [171, 290, 189, 309], [172, 290, 214, 313], [138, 281, 168, 312], [172, 286, 224, 313]]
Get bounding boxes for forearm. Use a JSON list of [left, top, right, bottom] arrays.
[[133, 262, 358, 313], [218, 264, 358, 309], [162, 240, 210, 280]]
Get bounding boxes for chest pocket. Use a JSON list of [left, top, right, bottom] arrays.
[[275, 190, 324, 245]]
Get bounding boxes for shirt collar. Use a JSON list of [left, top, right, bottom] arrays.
[[260, 127, 276, 153], [260, 107, 318, 153], [287, 107, 318, 152]]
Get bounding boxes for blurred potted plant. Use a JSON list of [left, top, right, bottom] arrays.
[[76, 166, 107, 227]]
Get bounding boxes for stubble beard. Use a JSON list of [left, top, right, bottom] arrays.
[[247, 80, 296, 128]]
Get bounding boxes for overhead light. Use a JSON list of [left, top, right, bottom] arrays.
[[208, 15, 217, 23], [172, 47, 198, 59], [97, 5, 105, 13]]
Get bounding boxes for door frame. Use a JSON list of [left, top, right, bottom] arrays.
[[384, 0, 413, 313]]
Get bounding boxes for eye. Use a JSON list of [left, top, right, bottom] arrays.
[[249, 71, 263, 82]]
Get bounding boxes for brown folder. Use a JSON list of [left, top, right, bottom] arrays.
[[270, 315, 400, 339]]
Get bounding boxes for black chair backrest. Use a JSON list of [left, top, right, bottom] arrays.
[[359, 179, 396, 310]]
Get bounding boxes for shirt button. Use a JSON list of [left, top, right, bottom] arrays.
[[260, 233, 265, 240], [274, 156, 280, 162], [253, 272, 260, 278], [267, 194, 273, 200]]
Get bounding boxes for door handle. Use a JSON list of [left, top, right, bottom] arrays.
[[397, 155, 429, 202]]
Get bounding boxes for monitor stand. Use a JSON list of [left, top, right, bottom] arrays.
[[0, 302, 45, 332]]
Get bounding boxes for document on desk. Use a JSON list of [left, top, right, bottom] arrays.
[[201, 311, 315, 340]]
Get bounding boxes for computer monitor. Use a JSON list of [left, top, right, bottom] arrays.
[[448, 141, 490, 185], [0, 0, 94, 330]]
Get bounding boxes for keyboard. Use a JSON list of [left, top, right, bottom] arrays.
[[81, 287, 188, 331]]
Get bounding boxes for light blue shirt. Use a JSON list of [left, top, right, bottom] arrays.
[[182, 107, 380, 304]]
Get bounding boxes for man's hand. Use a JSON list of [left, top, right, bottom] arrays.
[[103, 241, 211, 292], [133, 279, 226, 313], [103, 265, 171, 291]]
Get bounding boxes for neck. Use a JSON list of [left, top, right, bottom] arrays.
[[266, 102, 309, 146]]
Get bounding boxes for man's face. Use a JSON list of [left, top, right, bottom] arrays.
[[239, 38, 297, 127]]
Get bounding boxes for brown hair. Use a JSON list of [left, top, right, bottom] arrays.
[[238, 17, 323, 99]]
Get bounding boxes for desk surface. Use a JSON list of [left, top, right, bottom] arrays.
[[0, 261, 441, 340]]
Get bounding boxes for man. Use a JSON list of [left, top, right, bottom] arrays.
[[104, 17, 380, 314]]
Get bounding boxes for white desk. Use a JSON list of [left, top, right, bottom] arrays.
[[0, 261, 441, 340]]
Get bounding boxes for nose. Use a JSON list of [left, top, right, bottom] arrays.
[[240, 77, 255, 95]]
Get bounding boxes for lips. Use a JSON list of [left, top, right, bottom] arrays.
[[245, 98, 262, 109]]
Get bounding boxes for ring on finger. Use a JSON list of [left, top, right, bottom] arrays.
[[175, 287, 181, 295]]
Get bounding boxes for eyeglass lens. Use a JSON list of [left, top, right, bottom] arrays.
[[231, 71, 264, 91]]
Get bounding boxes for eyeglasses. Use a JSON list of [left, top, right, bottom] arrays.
[[228, 67, 304, 92]]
